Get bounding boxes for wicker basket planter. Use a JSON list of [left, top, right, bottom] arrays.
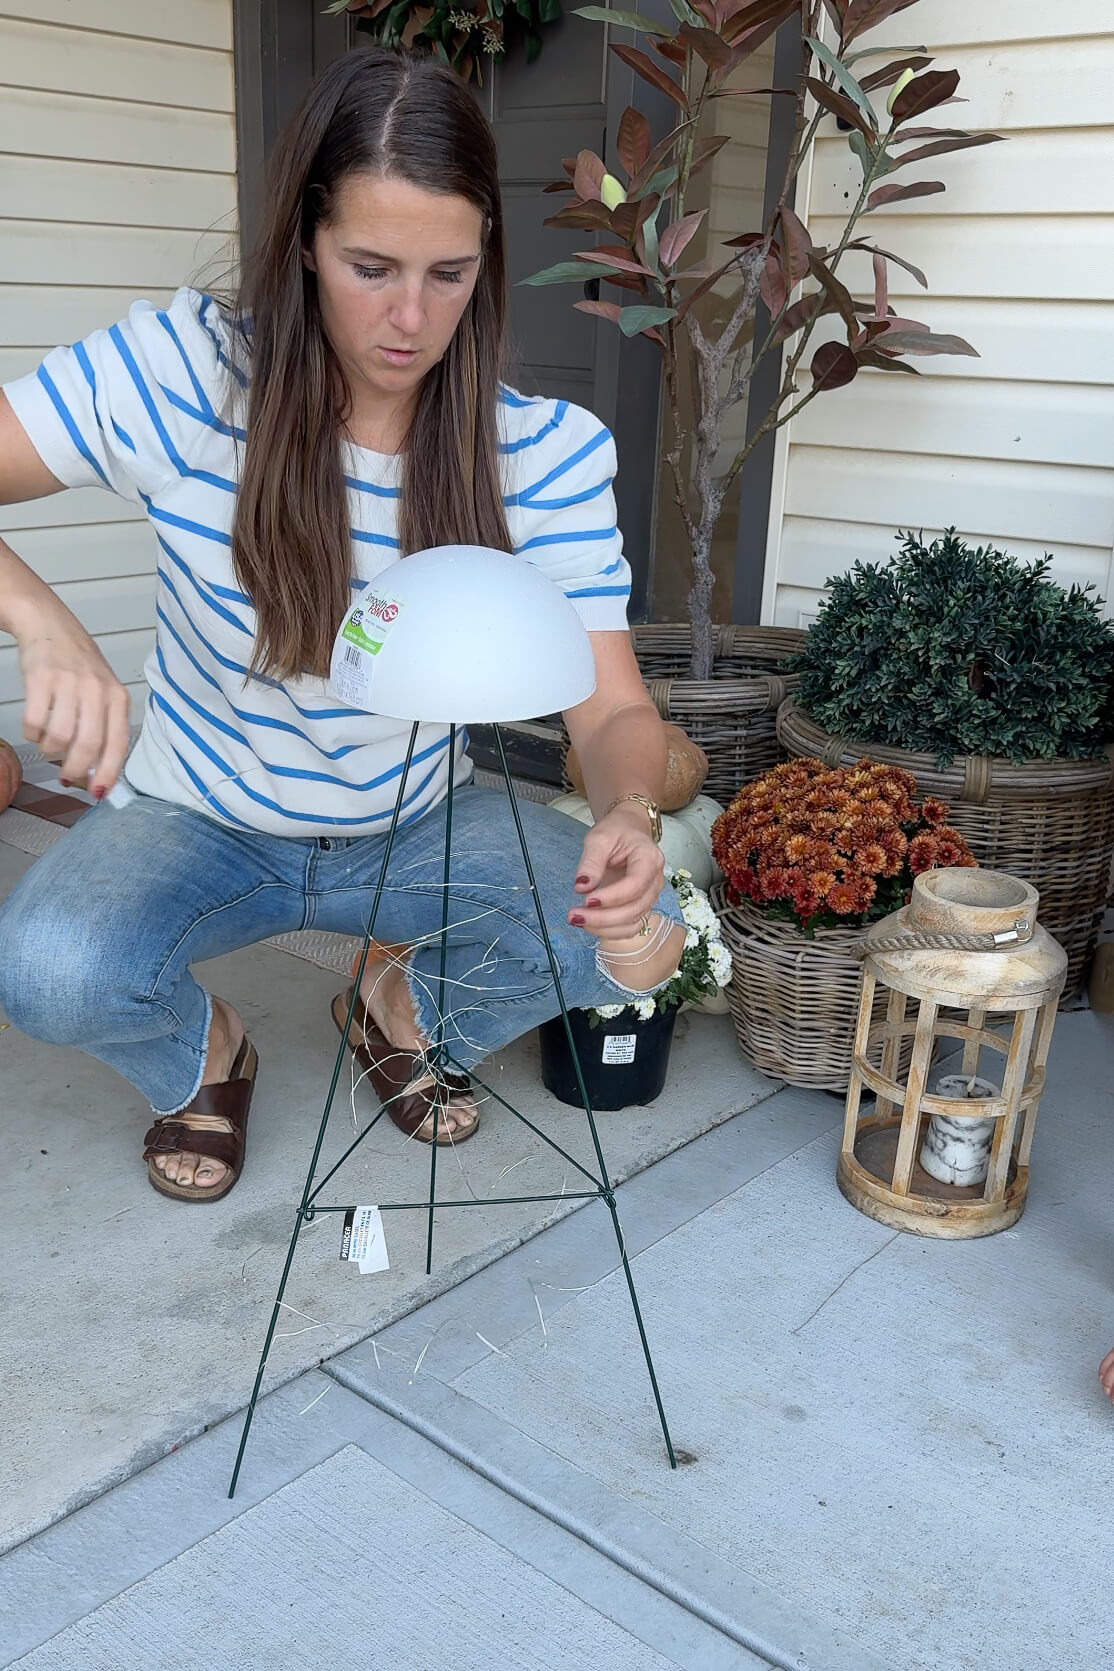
[[629, 625, 806, 803], [712, 888, 897, 1092], [776, 699, 1114, 1000]]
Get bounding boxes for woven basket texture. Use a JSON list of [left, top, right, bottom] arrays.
[[629, 625, 806, 803]]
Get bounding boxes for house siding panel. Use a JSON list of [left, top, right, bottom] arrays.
[[0, 1, 237, 743], [762, 3, 1114, 628]]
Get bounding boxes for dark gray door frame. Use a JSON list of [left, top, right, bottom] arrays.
[[232, 0, 349, 257]]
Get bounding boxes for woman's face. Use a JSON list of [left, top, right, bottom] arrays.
[[308, 172, 484, 415]]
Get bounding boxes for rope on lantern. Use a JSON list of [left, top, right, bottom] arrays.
[[854, 920, 1032, 958]]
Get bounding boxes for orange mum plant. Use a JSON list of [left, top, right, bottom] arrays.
[[712, 756, 975, 935]]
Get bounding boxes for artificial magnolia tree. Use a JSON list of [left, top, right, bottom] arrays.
[[524, 0, 1001, 678]]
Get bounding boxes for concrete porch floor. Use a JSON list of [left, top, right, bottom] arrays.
[[0, 841, 775, 1552], [3, 835, 1113, 1669]]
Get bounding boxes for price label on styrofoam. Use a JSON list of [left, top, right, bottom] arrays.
[[602, 1034, 638, 1066], [340, 1205, 390, 1274], [329, 588, 403, 708]]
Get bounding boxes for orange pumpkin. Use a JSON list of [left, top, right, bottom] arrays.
[[0, 739, 21, 813]]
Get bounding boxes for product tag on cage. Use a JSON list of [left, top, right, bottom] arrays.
[[329, 588, 404, 708], [340, 1205, 390, 1274], [602, 1034, 638, 1066]]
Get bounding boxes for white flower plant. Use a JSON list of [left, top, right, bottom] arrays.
[[590, 869, 732, 1027]]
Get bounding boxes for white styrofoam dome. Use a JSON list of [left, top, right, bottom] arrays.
[[331, 545, 597, 723]]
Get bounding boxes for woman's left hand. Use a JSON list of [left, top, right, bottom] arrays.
[[568, 806, 665, 938]]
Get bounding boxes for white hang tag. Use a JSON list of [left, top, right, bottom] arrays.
[[329, 587, 404, 709], [340, 1205, 390, 1274], [602, 1033, 638, 1066]]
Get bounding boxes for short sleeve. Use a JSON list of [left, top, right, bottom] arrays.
[[1, 288, 229, 503], [502, 396, 632, 633]]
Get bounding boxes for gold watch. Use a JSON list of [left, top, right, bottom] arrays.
[[604, 792, 662, 843]]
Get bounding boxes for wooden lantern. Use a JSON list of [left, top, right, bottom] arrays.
[[840, 868, 1067, 1239]]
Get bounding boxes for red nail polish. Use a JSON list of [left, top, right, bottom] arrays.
[[587, 898, 602, 909], [93, 787, 106, 801], [575, 875, 590, 888], [569, 913, 585, 926], [59, 778, 72, 788]]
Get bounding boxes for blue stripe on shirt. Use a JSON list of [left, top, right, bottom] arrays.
[[507, 426, 610, 504], [108, 323, 238, 494], [565, 582, 631, 599], [514, 525, 617, 554], [153, 690, 449, 826], [499, 401, 568, 454], [35, 365, 110, 488]]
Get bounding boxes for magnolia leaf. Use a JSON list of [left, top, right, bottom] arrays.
[[845, 239, 927, 287], [804, 35, 876, 127], [722, 0, 798, 48], [842, 0, 921, 48], [610, 191, 660, 241], [643, 165, 679, 201], [859, 54, 932, 92], [618, 304, 678, 336], [892, 124, 977, 140], [856, 346, 921, 373], [889, 67, 960, 125], [807, 252, 858, 334], [872, 250, 888, 319], [574, 5, 671, 31], [759, 247, 787, 316], [629, 132, 679, 196], [676, 257, 737, 318], [577, 248, 653, 274], [866, 178, 945, 211], [680, 22, 734, 69], [573, 149, 607, 201], [810, 340, 859, 391], [847, 129, 873, 180], [806, 77, 876, 139], [886, 133, 1003, 171], [543, 200, 616, 231], [659, 208, 707, 268], [640, 198, 663, 272], [617, 107, 652, 178], [667, 0, 705, 24], [723, 231, 766, 248], [601, 270, 651, 292], [610, 42, 690, 110], [542, 179, 575, 194], [519, 259, 628, 286], [688, 134, 731, 175], [773, 292, 824, 341], [654, 35, 689, 63], [779, 204, 814, 287], [574, 299, 624, 322], [872, 327, 978, 356], [845, 40, 927, 64]]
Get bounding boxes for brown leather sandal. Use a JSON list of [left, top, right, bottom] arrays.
[[331, 988, 479, 1146], [142, 1034, 259, 1202]]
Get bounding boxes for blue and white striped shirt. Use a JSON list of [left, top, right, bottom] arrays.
[[4, 288, 632, 837]]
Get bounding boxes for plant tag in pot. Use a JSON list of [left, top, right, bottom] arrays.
[[602, 1034, 638, 1066]]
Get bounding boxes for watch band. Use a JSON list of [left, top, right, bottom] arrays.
[[604, 792, 662, 842]]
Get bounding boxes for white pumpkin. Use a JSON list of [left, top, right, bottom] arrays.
[[548, 791, 724, 893]]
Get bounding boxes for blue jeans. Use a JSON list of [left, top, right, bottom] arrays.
[[0, 785, 682, 1114]]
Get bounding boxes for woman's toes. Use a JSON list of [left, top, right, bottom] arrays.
[[195, 1159, 227, 1188]]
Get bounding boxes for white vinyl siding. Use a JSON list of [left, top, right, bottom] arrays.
[[0, 0, 236, 743], [761, 0, 1114, 629]]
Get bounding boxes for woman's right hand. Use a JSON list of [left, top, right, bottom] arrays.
[[17, 603, 131, 794]]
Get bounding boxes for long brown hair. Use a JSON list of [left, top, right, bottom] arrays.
[[229, 49, 511, 681]]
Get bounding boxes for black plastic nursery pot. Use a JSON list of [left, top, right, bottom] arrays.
[[538, 1003, 679, 1111]]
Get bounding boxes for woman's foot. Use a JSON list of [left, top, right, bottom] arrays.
[[356, 952, 479, 1141], [149, 995, 245, 1190], [1100, 1349, 1114, 1403]]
